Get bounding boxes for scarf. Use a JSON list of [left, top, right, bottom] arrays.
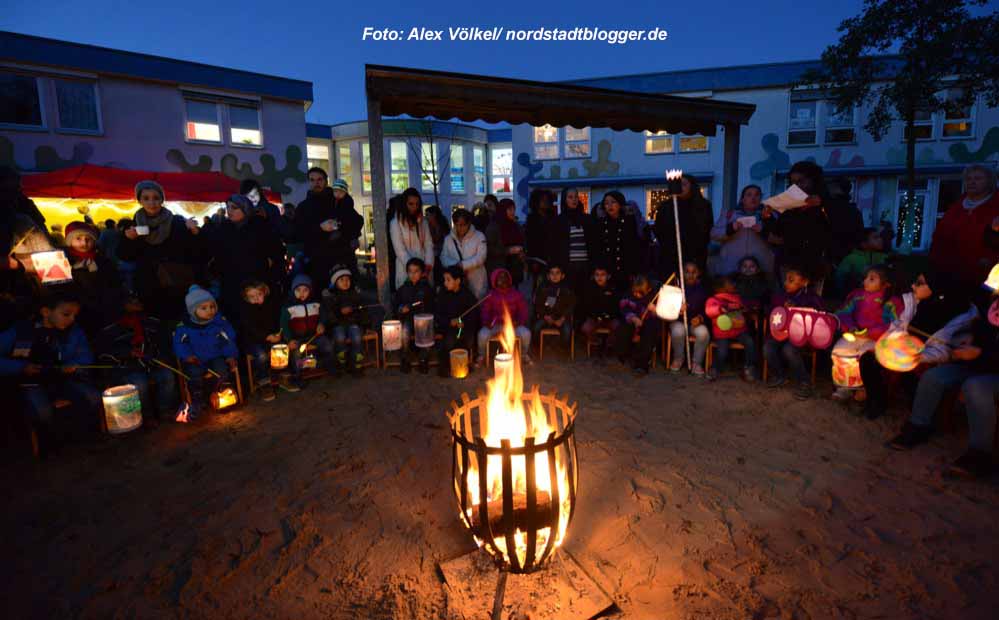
[[134, 207, 174, 246], [66, 247, 98, 272]]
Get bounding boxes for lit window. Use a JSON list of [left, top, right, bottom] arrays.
[[645, 131, 674, 154], [904, 108, 933, 141], [473, 146, 486, 194], [420, 142, 438, 192], [229, 105, 262, 146], [788, 100, 817, 145], [362, 142, 372, 193], [533, 124, 559, 160], [894, 178, 930, 249], [678, 134, 708, 152], [0, 73, 44, 128], [54, 79, 99, 132], [490, 147, 512, 194], [336, 144, 351, 183], [390, 141, 409, 192], [185, 100, 221, 142], [450, 144, 465, 193], [564, 126, 590, 158], [824, 103, 855, 144], [307, 143, 329, 174], [942, 88, 973, 138]]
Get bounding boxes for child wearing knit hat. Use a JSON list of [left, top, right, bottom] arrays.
[[172, 285, 238, 421], [321, 265, 368, 374], [279, 273, 334, 388]]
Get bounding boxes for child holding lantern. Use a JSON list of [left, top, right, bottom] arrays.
[[764, 266, 823, 399], [435, 265, 480, 377], [614, 275, 661, 376], [393, 258, 436, 374], [705, 275, 757, 381], [281, 273, 331, 386], [172, 285, 238, 421], [321, 265, 367, 374], [239, 280, 283, 402], [668, 262, 710, 376]]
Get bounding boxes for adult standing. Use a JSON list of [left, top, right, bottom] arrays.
[[440, 208, 488, 298], [764, 161, 832, 283], [97, 219, 121, 265], [591, 191, 640, 291], [551, 187, 592, 294], [928, 164, 999, 291], [710, 184, 775, 276], [389, 187, 434, 289], [240, 179, 283, 235], [485, 198, 526, 287], [117, 180, 206, 321], [525, 189, 557, 297], [825, 178, 864, 268], [654, 174, 713, 280], [294, 169, 363, 288], [425, 205, 451, 287]]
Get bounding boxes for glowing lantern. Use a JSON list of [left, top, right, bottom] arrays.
[[414, 313, 436, 348], [875, 331, 924, 372], [210, 386, 238, 410], [450, 348, 470, 379], [297, 355, 317, 370], [270, 344, 289, 370], [831, 349, 863, 388], [29, 251, 73, 285], [382, 320, 403, 351], [654, 285, 683, 320], [715, 311, 745, 332], [984, 262, 999, 292], [788, 308, 838, 350], [102, 384, 143, 434], [769, 306, 790, 341]]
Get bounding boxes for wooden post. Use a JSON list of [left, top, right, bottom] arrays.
[[366, 94, 391, 308], [722, 122, 741, 215]]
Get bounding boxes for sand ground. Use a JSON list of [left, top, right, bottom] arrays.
[[3, 358, 997, 619]]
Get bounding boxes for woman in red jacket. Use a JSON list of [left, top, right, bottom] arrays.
[[929, 164, 999, 291]]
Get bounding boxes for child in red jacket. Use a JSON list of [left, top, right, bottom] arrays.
[[477, 268, 532, 363], [706, 275, 757, 381]]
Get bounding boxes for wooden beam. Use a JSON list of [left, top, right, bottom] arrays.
[[722, 122, 741, 215], [366, 95, 390, 308]]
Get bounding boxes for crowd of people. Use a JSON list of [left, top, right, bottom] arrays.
[[1, 160, 998, 479]]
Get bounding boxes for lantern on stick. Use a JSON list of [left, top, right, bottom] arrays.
[[210, 386, 239, 410], [28, 251, 73, 285], [270, 344, 289, 370], [666, 169, 691, 369], [102, 384, 143, 434], [450, 348, 470, 379]]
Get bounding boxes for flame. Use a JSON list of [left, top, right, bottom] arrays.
[[465, 308, 572, 567]]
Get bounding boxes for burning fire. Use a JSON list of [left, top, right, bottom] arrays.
[[464, 310, 572, 567]]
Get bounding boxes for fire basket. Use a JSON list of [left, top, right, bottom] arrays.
[[448, 388, 579, 574]]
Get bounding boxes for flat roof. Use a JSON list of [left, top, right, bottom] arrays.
[[0, 31, 313, 103]]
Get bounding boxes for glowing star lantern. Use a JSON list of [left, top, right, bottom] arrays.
[[665, 169, 684, 195], [875, 331, 924, 372], [654, 285, 684, 321], [102, 384, 143, 434], [270, 344, 289, 370], [769, 306, 790, 341], [449, 348, 470, 379], [382, 320, 403, 352], [414, 313, 436, 348], [210, 386, 238, 410], [29, 251, 74, 285], [984, 262, 999, 292]]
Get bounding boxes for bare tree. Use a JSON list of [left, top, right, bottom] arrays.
[[400, 120, 455, 208]]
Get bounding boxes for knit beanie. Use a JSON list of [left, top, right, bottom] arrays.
[[227, 193, 253, 211], [330, 266, 352, 288], [185, 285, 216, 322], [291, 273, 313, 295], [331, 179, 349, 193], [134, 180, 166, 202], [65, 221, 99, 245]]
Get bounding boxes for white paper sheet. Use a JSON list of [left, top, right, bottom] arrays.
[[763, 184, 809, 213]]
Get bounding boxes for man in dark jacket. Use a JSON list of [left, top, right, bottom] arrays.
[[295, 168, 363, 287]]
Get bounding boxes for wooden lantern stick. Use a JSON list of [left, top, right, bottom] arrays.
[[632, 273, 675, 343], [672, 193, 692, 370], [150, 358, 191, 380]]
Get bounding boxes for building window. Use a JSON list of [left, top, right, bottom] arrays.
[[54, 79, 99, 132], [533, 124, 559, 160], [360, 203, 375, 249], [894, 177, 931, 249], [473, 146, 486, 194], [564, 126, 591, 158], [184, 99, 221, 143], [936, 177, 964, 223], [0, 73, 44, 128], [942, 88, 974, 138], [450, 144, 465, 193], [645, 131, 674, 154], [336, 143, 351, 183], [678, 134, 709, 153], [491, 146, 512, 194], [390, 141, 409, 192], [361, 142, 372, 194], [824, 103, 856, 144], [788, 100, 817, 145], [420, 142, 438, 192], [903, 108, 933, 141], [229, 104, 262, 146], [307, 143, 330, 174]]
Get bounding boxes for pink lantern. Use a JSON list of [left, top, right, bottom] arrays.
[[769, 306, 790, 341], [788, 308, 838, 350]]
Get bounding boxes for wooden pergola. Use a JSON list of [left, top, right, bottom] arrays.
[[365, 64, 756, 306]]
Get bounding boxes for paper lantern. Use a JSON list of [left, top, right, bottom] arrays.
[[655, 285, 683, 320], [297, 355, 317, 370], [450, 348, 470, 379], [382, 320, 402, 351], [788, 308, 838, 350], [984, 262, 999, 292], [270, 344, 289, 370], [831, 350, 863, 388], [769, 306, 790, 341], [29, 251, 73, 285], [716, 311, 745, 332], [494, 352, 514, 380], [414, 313, 436, 348], [875, 331, 924, 372], [210, 386, 238, 410], [102, 384, 143, 434]]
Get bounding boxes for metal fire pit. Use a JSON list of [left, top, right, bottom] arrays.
[[447, 390, 579, 574]]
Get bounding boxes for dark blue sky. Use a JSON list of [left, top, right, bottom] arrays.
[[6, 0, 866, 125]]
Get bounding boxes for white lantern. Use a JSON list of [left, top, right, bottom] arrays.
[[494, 352, 514, 380], [102, 385, 143, 434], [29, 251, 74, 285], [655, 284, 683, 321], [382, 320, 403, 351], [414, 313, 436, 348]]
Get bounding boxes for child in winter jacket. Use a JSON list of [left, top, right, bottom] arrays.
[[533, 263, 577, 348], [705, 275, 757, 381], [321, 265, 367, 374], [668, 262, 711, 375], [764, 267, 824, 399], [435, 265, 480, 376], [172, 286, 238, 421], [64, 220, 124, 336], [614, 275, 660, 375], [393, 258, 436, 374], [834, 228, 888, 296], [579, 265, 620, 356], [0, 288, 101, 452], [734, 256, 770, 314], [239, 281, 283, 401], [477, 268, 532, 362], [281, 273, 332, 384]]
